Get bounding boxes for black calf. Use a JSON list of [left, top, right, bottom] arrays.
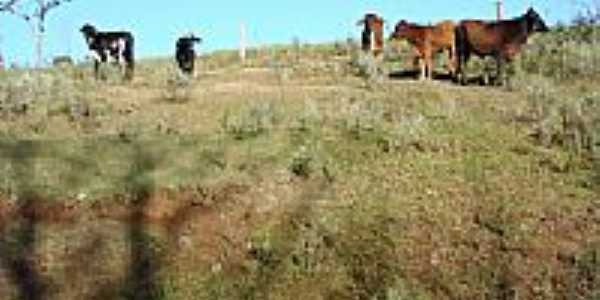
[[176, 35, 202, 75]]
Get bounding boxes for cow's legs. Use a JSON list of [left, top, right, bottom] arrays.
[[418, 57, 426, 81], [457, 50, 470, 85], [190, 58, 196, 78], [115, 38, 134, 81], [124, 61, 134, 81], [455, 26, 468, 85], [497, 54, 513, 87], [495, 54, 505, 86], [125, 38, 135, 81], [89, 50, 103, 80], [123, 54, 134, 81], [94, 60, 100, 80], [447, 45, 456, 78], [424, 41, 433, 81], [118, 52, 126, 79], [425, 54, 433, 80], [455, 46, 464, 84], [94, 59, 108, 81]]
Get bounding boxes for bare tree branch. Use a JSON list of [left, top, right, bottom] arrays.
[[0, 0, 21, 12], [1, 1, 71, 24], [0, 0, 31, 22], [37, 0, 69, 18], [0, 0, 73, 67]]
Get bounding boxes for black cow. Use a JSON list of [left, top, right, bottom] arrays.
[[176, 34, 202, 75], [80, 23, 135, 80]]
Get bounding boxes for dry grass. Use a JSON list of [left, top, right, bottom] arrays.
[[0, 26, 599, 300]]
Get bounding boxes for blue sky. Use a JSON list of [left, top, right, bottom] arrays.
[[0, 0, 586, 66]]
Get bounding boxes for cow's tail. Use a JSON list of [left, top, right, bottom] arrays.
[[454, 24, 468, 84], [125, 34, 135, 80]]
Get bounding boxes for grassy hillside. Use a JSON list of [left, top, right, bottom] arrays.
[[0, 26, 599, 300]]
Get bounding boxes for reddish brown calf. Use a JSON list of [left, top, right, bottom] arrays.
[[390, 20, 456, 80]]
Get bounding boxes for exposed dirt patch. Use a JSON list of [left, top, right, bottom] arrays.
[[0, 183, 249, 225], [0, 183, 258, 299], [0, 183, 255, 268]]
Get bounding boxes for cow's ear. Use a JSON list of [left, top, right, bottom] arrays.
[[357, 19, 365, 26]]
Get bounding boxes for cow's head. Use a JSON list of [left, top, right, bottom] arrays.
[[525, 7, 549, 33], [80, 23, 98, 45], [390, 20, 411, 40], [357, 13, 384, 32], [177, 34, 202, 51], [187, 34, 202, 44]]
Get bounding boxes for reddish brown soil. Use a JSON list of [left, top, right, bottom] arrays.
[[0, 183, 259, 299], [1, 183, 599, 300], [0, 183, 250, 225], [0, 185, 253, 264]]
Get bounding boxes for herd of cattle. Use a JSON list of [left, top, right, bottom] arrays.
[[80, 7, 549, 85], [79, 23, 202, 80], [360, 7, 549, 83]]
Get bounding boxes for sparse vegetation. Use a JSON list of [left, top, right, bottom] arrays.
[[0, 22, 600, 300], [516, 24, 600, 80]]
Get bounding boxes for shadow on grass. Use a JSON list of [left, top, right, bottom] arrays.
[[120, 142, 164, 300], [0, 141, 50, 300], [388, 69, 456, 82], [0, 138, 166, 300]]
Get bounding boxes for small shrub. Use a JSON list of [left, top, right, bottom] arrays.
[[100, 61, 138, 83], [289, 146, 313, 178], [351, 51, 386, 82], [384, 281, 433, 300], [516, 25, 600, 80], [524, 78, 600, 158], [556, 245, 600, 300], [289, 99, 322, 133], [0, 69, 102, 127], [0, 72, 38, 116], [220, 101, 280, 140], [337, 99, 385, 140], [377, 117, 429, 154], [164, 74, 192, 103]]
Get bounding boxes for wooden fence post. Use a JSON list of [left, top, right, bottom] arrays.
[[239, 22, 247, 63], [496, 0, 503, 20]]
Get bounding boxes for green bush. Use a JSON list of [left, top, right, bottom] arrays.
[[289, 147, 313, 178], [517, 25, 600, 79], [524, 77, 599, 157]]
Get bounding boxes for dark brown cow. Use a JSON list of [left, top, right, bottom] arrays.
[[455, 7, 549, 85], [357, 13, 385, 56], [390, 20, 456, 80]]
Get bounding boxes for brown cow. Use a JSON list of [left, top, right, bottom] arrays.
[[455, 7, 549, 85], [357, 13, 385, 56], [390, 20, 456, 80]]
